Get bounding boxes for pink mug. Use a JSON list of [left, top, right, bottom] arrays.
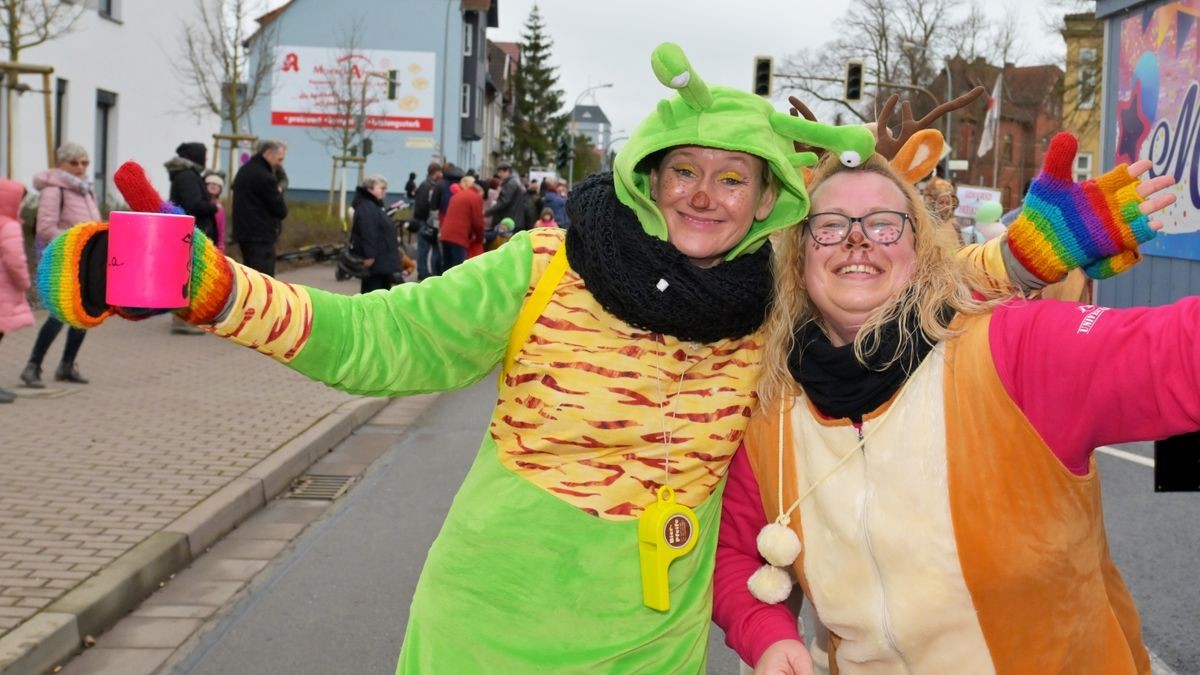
[[105, 211, 195, 309]]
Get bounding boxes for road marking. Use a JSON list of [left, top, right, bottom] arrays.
[[1096, 445, 1154, 468], [1151, 650, 1178, 675], [1093, 447, 1177, 674]]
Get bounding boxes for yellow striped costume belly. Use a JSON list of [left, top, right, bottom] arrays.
[[491, 235, 763, 520]]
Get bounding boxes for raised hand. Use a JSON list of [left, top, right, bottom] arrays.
[[1007, 132, 1175, 282]]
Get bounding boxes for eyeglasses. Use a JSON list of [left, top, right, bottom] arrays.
[[804, 210, 910, 246]]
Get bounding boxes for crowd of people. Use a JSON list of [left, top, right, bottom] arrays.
[[403, 159, 570, 281], [5, 38, 1192, 675]]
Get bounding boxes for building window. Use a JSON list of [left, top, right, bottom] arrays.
[[1078, 47, 1097, 110], [54, 78, 67, 150], [94, 89, 116, 205], [1075, 152, 1093, 182], [461, 83, 470, 118], [1002, 133, 1013, 162], [464, 23, 473, 56], [98, 0, 115, 19]]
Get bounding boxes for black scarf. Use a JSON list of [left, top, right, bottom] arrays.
[[564, 172, 773, 343], [788, 302, 950, 422]]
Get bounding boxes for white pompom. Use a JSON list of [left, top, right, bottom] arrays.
[[748, 564, 794, 604], [756, 522, 802, 567]]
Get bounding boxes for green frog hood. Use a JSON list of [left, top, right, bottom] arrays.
[[614, 42, 876, 260]]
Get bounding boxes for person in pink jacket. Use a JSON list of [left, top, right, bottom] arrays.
[[0, 178, 32, 403], [20, 142, 101, 388], [713, 134, 1182, 675]]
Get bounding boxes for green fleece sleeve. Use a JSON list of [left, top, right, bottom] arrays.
[[287, 232, 536, 396]]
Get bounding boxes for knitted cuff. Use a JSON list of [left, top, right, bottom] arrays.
[[175, 227, 234, 325], [1007, 162, 1154, 283], [36, 221, 114, 329]]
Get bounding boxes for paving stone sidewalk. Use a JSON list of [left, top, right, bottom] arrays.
[[0, 261, 384, 674]]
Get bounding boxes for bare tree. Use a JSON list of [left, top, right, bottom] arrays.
[[176, 0, 276, 136], [305, 19, 379, 162], [0, 0, 84, 62], [778, 0, 1047, 126]]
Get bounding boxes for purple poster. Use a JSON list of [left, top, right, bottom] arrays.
[[1117, 0, 1200, 258]]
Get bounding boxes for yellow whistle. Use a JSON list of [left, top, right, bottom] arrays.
[[638, 485, 699, 612]]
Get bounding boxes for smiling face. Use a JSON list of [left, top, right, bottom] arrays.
[[649, 146, 777, 268], [804, 171, 918, 346]]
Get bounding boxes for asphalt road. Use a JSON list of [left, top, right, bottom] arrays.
[[164, 379, 1198, 674]]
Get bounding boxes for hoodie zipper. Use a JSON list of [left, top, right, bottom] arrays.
[[855, 420, 913, 672]]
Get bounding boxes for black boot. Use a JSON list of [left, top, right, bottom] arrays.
[[0, 386, 14, 403], [55, 362, 89, 384], [19, 362, 44, 389]]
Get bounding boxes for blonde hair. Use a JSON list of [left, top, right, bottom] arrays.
[[459, 175, 477, 190], [757, 154, 1006, 407]]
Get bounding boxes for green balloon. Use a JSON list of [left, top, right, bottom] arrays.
[[975, 201, 1003, 224]]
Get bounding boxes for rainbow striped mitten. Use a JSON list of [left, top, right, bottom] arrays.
[[1007, 132, 1155, 282], [37, 160, 234, 329]]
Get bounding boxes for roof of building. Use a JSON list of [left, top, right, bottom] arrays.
[[572, 104, 610, 125]]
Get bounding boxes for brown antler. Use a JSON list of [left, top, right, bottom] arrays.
[[787, 95, 821, 155], [873, 85, 986, 159]]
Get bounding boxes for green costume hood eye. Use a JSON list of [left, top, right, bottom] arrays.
[[614, 42, 875, 261]]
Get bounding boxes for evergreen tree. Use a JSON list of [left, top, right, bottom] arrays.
[[512, 5, 568, 175]]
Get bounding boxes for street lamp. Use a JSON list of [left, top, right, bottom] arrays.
[[569, 83, 613, 188], [602, 133, 627, 172]]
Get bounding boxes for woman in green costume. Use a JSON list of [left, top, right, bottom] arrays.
[[41, 43, 871, 672]]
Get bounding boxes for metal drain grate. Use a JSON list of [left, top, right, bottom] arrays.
[[286, 474, 355, 501]]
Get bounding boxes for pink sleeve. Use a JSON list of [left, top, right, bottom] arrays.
[[0, 220, 30, 290], [990, 298, 1200, 473], [714, 445, 802, 666]]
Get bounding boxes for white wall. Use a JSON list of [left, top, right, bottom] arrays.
[[4, 0, 220, 205]]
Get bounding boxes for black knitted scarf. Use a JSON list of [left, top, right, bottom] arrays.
[[564, 173, 772, 343], [787, 300, 951, 422]]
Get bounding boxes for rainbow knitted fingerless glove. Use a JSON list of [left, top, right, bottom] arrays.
[[36, 161, 235, 329], [1007, 132, 1155, 282]]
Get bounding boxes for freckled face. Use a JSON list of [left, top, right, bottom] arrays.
[[649, 146, 777, 268], [804, 171, 917, 346]]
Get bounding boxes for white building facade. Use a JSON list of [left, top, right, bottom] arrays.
[[1, 0, 220, 206]]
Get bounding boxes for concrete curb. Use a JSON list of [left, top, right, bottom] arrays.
[[0, 396, 390, 675]]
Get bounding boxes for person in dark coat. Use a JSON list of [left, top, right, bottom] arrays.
[[350, 175, 400, 294], [166, 143, 218, 241], [166, 142, 220, 334], [484, 162, 528, 232], [231, 139, 288, 276], [404, 171, 417, 199], [411, 162, 443, 280]]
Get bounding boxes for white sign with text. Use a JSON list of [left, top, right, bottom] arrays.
[[271, 46, 436, 132]]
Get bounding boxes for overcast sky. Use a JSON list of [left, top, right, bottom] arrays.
[[488, 0, 1074, 153], [260, 0, 1075, 153]]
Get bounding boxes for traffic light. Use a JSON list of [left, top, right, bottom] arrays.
[[844, 59, 864, 103], [362, 138, 373, 157], [386, 69, 398, 100], [752, 56, 773, 97], [556, 136, 573, 170]]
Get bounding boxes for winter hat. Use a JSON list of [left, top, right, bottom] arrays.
[[175, 143, 207, 167], [614, 42, 876, 261], [203, 170, 225, 189]]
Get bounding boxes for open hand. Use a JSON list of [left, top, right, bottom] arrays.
[[1125, 159, 1177, 231]]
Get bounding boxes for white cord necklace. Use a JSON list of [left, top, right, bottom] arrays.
[[749, 391, 903, 604]]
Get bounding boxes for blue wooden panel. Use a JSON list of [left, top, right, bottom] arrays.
[[1098, 255, 1200, 308]]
